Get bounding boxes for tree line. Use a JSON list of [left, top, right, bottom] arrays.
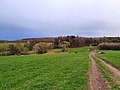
[[0, 36, 120, 56]]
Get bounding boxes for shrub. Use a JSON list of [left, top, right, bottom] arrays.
[[0, 43, 10, 56], [0, 51, 10, 56], [0, 46, 7, 52], [33, 42, 54, 54], [0, 43, 28, 56], [8, 43, 28, 55], [59, 41, 70, 52], [25, 41, 40, 50], [0, 43, 9, 52], [98, 43, 120, 50]]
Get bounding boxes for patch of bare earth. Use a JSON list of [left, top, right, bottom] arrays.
[[94, 53, 120, 84], [88, 52, 108, 90], [44, 51, 56, 55]]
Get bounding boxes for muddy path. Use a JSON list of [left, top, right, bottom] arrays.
[[88, 51, 108, 90], [93, 52, 120, 84]]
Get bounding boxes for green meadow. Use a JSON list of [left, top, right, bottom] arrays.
[[96, 50, 120, 70], [0, 47, 89, 90]]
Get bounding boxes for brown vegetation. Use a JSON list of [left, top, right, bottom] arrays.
[[55, 36, 106, 48], [33, 42, 54, 54], [44, 51, 56, 54], [0, 36, 120, 56], [0, 43, 28, 56], [8, 43, 28, 55], [59, 41, 70, 52], [98, 43, 120, 50]]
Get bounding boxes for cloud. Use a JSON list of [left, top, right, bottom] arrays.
[[0, 0, 120, 40]]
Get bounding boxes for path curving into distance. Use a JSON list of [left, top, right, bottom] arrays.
[[88, 51, 108, 90], [93, 53, 120, 84]]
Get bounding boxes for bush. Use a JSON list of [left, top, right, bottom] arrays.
[[0, 43, 9, 52], [0, 43, 10, 56], [8, 43, 28, 55], [0, 51, 10, 56], [33, 42, 54, 54], [98, 43, 120, 50], [25, 41, 40, 50], [59, 41, 70, 52], [0, 46, 7, 52], [0, 43, 28, 56]]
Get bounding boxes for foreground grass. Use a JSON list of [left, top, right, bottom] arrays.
[[96, 50, 120, 70], [0, 47, 89, 90]]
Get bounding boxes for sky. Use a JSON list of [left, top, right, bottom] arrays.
[[0, 0, 120, 40]]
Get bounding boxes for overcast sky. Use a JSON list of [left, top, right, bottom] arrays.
[[0, 0, 120, 40]]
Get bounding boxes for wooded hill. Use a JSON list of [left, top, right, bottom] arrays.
[[1, 36, 120, 48]]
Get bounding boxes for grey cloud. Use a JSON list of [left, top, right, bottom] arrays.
[[0, 0, 120, 40]]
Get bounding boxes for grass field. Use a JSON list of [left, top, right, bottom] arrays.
[[0, 47, 89, 90], [52, 46, 89, 53], [96, 50, 120, 70], [0, 43, 25, 47]]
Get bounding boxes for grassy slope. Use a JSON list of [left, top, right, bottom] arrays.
[[0, 47, 89, 90], [0, 43, 25, 47], [68, 47, 89, 53], [96, 50, 120, 70]]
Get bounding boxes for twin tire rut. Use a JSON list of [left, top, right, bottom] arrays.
[[88, 51, 120, 90], [94, 54, 120, 85], [88, 52, 108, 90]]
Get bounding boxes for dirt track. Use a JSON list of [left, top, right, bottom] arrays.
[[93, 53, 120, 84], [88, 52, 108, 90]]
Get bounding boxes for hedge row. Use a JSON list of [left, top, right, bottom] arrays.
[[98, 43, 120, 50]]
